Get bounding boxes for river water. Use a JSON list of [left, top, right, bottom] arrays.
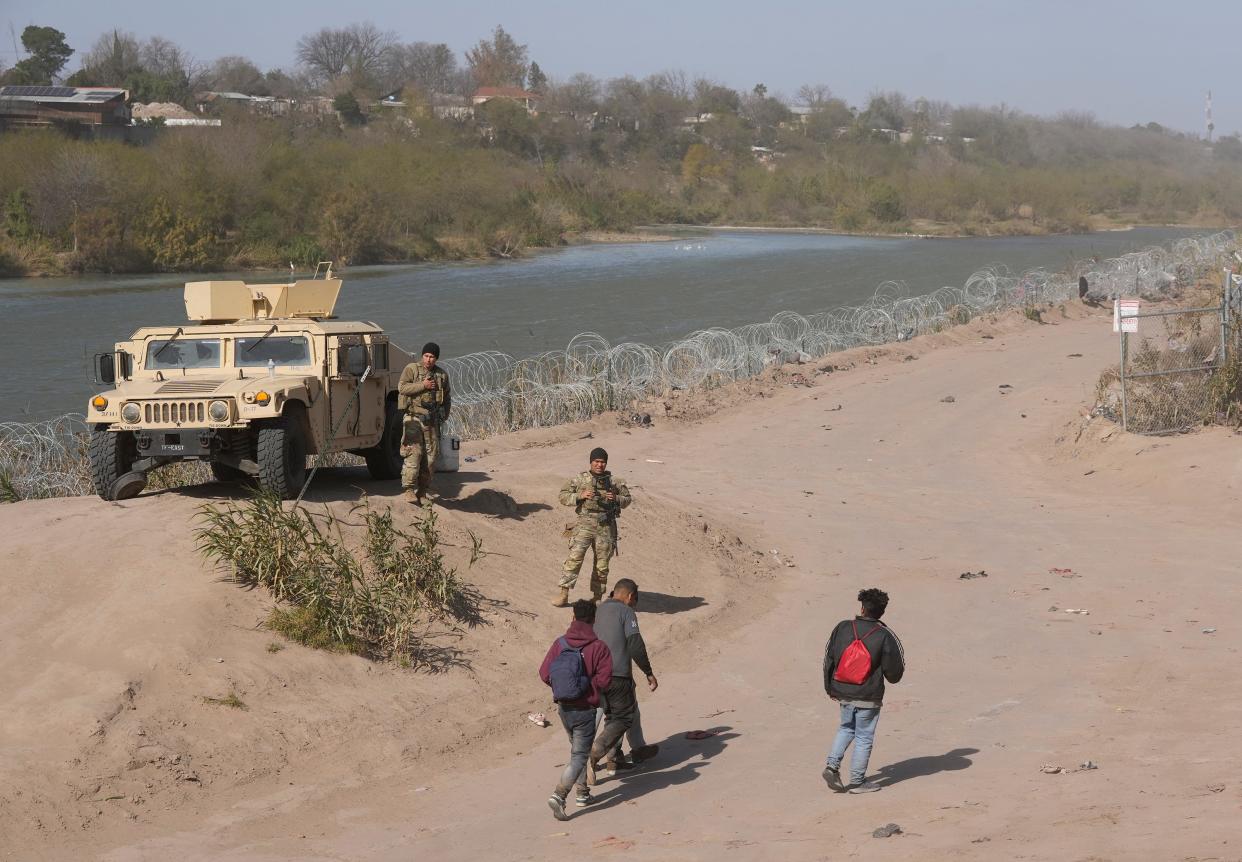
[[0, 226, 1210, 422]]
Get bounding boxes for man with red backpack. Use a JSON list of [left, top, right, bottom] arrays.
[[821, 588, 905, 794], [539, 599, 613, 819]]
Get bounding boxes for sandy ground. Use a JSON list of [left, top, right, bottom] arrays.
[[2, 302, 1240, 861]]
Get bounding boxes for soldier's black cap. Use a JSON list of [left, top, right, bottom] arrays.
[[421, 342, 440, 358], [590, 447, 608, 462]]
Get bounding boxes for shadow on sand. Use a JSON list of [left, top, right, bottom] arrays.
[[584, 726, 739, 814], [872, 747, 979, 787], [636, 591, 707, 615]]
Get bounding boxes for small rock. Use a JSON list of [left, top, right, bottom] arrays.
[[998, 383, 1012, 389], [1040, 764, 1064, 774], [1208, 783, 1226, 793], [940, 395, 956, 403], [872, 823, 902, 838], [1079, 760, 1098, 770], [1202, 628, 1217, 634], [958, 570, 988, 580]]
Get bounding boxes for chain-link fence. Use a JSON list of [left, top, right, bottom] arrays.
[[1108, 272, 1241, 434]]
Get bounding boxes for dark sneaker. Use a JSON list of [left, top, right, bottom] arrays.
[[548, 792, 569, 821], [605, 754, 635, 772], [631, 744, 660, 764], [575, 791, 594, 808], [848, 780, 881, 794], [822, 765, 845, 793]]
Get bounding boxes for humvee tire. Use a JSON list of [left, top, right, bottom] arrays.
[[364, 401, 403, 480], [88, 425, 135, 501], [256, 404, 308, 499], [210, 462, 249, 483]]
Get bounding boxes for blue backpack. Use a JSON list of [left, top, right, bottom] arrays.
[[549, 637, 592, 702]]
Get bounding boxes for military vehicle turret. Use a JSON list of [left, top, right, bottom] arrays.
[[86, 266, 411, 500]]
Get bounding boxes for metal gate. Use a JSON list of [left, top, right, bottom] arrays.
[[1117, 272, 1239, 434]]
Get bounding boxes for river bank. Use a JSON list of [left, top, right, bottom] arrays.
[[3, 216, 1231, 280], [4, 297, 1240, 860]]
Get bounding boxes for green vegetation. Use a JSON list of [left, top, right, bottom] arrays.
[[3, 22, 1241, 277], [195, 492, 478, 665]]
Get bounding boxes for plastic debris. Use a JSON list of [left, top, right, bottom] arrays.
[[872, 823, 903, 838], [685, 730, 719, 740], [1040, 764, 1064, 774], [1064, 608, 1090, 615], [464, 455, 477, 463], [1079, 761, 1098, 770], [940, 395, 956, 403], [1202, 628, 1217, 634], [527, 712, 550, 727], [959, 570, 988, 580]]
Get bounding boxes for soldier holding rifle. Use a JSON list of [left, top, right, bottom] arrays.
[[398, 342, 451, 507], [555, 447, 631, 607]]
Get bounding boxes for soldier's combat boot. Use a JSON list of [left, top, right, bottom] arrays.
[[551, 587, 570, 608], [403, 489, 419, 504], [591, 587, 606, 605]]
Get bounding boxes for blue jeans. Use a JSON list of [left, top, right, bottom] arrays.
[[827, 703, 882, 784], [556, 705, 598, 797]]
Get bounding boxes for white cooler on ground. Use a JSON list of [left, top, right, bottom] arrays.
[[435, 435, 461, 472]]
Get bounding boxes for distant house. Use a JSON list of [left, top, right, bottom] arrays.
[[433, 92, 474, 121], [471, 86, 539, 114], [0, 85, 130, 129], [195, 91, 292, 117]]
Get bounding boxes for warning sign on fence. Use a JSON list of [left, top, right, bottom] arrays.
[[1113, 299, 1140, 333]]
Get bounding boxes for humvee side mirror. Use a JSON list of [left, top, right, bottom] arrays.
[[95, 352, 115, 385]]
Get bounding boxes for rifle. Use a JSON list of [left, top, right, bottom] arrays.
[[592, 471, 621, 557]]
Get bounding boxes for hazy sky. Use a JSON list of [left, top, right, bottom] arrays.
[[3, 0, 1237, 134]]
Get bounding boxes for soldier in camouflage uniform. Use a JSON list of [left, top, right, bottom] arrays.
[[397, 342, 451, 507], [555, 447, 632, 607]]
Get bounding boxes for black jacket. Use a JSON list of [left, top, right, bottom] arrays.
[[822, 616, 905, 704]]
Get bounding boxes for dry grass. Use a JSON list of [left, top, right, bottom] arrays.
[[201, 691, 247, 710], [195, 492, 478, 665]]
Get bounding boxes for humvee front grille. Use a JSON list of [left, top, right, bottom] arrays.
[[143, 401, 207, 425], [156, 379, 226, 394]]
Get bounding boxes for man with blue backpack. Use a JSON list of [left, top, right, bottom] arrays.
[[539, 599, 614, 819], [821, 588, 905, 794]]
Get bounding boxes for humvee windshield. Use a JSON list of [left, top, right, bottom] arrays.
[[146, 338, 222, 369], [235, 335, 312, 367]]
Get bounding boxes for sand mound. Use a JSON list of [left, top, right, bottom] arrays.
[[0, 468, 771, 852]]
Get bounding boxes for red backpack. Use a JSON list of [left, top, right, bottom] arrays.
[[832, 621, 883, 685]]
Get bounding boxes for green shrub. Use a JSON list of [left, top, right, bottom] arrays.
[[195, 493, 478, 664]]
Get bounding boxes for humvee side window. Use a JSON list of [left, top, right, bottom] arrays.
[[339, 343, 369, 376], [146, 338, 222, 369], [235, 336, 311, 367]]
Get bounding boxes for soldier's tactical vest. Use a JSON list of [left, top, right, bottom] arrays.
[[407, 367, 448, 420], [575, 471, 618, 520]]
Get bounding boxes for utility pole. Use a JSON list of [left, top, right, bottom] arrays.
[[1206, 90, 1214, 143]]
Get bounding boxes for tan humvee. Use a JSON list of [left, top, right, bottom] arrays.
[[86, 268, 414, 500]]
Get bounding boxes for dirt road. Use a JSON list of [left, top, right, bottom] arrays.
[[6, 305, 1240, 861]]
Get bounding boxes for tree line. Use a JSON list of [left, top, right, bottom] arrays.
[[2, 23, 1241, 277]]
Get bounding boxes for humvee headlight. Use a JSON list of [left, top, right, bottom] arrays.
[[208, 400, 231, 422], [91, 395, 108, 412], [121, 402, 142, 424], [254, 390, 271, 406]]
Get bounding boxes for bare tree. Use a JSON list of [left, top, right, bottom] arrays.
[[78, 30, 143, 85], [796, 83, 834, 107], [296, 23, 395, 88], [388, 41, 458, 95], [466, 26, 528, 89], [544, 72, 600, 115], [208, 55, 267, 94]]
